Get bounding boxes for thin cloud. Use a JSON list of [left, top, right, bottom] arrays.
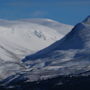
[[31, 11, 47, 17]]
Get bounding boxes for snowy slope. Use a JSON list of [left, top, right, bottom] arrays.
[[21, 16, 90, 81], [0, 18, 72, 80], [0, 20, 63, 61], [20, 18, 73, 35], [0, 23, 62, 51]]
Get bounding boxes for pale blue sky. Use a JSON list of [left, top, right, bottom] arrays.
[[0, 0, 90, 25]]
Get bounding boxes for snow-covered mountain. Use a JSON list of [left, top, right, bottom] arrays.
[[21, 16, 90, 81], [0, 19, 72, 80]]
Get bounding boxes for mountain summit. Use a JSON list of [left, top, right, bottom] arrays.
[[20, 18, 73, 35], [83, 15, 90, 24]]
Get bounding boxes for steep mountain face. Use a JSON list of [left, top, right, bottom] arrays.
[[22, 16, 90, 81], [0, 19, 72, 80]]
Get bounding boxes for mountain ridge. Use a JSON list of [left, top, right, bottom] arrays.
[[21, 16, 90, 79], [23, 17, 90, 61]]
